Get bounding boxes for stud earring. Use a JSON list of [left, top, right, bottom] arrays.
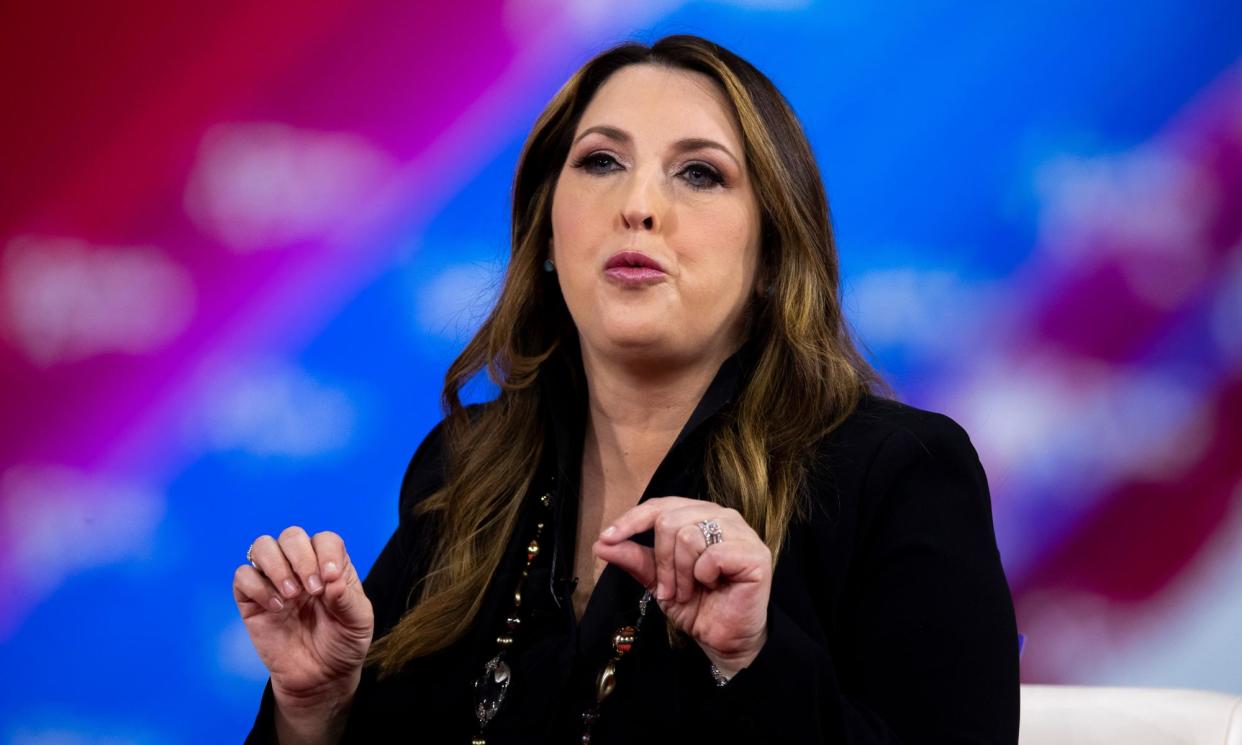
[[543, 258, 556, 273]]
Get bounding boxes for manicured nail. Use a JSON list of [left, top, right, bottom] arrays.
[[282, 579, 299, 597], [269, 596, 285, 612], [307, 574, 323, 593], [324, 561, 339, 577]]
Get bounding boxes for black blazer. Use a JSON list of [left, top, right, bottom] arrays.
[[246, 342, 1020, 743]]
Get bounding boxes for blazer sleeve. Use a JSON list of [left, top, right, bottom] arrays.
[[243, 417, 451, 744], [697, 412, 1020, 744]]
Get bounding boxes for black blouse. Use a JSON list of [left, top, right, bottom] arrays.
[[245, 342, 1020, 743]]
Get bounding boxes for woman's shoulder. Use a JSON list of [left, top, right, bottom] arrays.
[[798, 393, 999, 562], [812, 392, 985, 494], [397, 402, 491, 517], [830, 392, 977, 455]]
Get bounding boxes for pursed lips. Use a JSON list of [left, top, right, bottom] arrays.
[[603, 251, 667, 287]]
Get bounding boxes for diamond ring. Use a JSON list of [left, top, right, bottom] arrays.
[[697, 519, 723, 549]]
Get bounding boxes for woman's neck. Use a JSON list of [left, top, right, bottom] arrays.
[[578, 339, 737, 499]]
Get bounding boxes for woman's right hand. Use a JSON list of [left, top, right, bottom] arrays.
[[233, 527, 374, 722]]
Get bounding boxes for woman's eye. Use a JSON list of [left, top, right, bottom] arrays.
[[681, 163, 724, 190], [570, 153, 723, 191], [571, 153, 621, 173]]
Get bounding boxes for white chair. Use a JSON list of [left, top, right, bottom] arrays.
[[1020, 684, 1242, 745]]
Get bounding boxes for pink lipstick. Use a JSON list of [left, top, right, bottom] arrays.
[[603, 251, 667, 287]]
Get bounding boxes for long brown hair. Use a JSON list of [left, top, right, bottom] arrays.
[[368, 34, 888, 675]]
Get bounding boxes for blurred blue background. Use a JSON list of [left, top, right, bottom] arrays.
[[1, 1, 1240, 741]]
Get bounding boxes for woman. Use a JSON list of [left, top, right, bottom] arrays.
[[235, 34, 1020, 744]]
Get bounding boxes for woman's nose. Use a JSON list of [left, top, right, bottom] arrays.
[[619, 170, 663, 232], [625, 209, 655, 229], [622, 209, 655, 231]]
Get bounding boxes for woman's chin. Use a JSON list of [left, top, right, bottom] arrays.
[[586, 326, 711, 370], [599, 328, 669, 353], [589, 309, 667, 342], [585, 321, 671, 355]]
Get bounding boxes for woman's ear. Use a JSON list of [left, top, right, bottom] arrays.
[[544, 235, 557, 273]]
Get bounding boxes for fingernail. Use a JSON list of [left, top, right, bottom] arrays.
[[324, 561, 339, 577], [282, 579, 299, 597], [307, 574, 323, 593], [601, 526, 616, 538], [656, 581, 667, 600], [269, 596, 285, 612]]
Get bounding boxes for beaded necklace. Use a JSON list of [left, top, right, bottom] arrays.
[[470, 479, 654, 744]]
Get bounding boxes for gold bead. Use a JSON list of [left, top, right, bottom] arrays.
[[497, 634, 513, 648]]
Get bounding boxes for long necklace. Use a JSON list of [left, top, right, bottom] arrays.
[[580, 588, 653, 743], [470, 479, 654, 744]]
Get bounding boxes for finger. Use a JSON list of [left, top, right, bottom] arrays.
[[278, 525, 324, 596], [311, 530, 346, 582], [249, 534, 302, 599], [656, 505, 719, 602], [693, 541, 770, 589], [599, 497, 702, 544], [233, 564, 287, 614], [319, 550, 372, 631], [593, 538, 657, 591], [653, 510, 679, 601], [674, 523, 706, 603]]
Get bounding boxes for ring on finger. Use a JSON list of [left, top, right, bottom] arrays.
[[697, 518, 723, 549]]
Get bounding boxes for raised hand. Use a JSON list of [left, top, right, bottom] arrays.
[[592, 497, 771, 677], [233, 526, 373, 719]]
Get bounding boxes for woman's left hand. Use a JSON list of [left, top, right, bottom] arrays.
[[592, 496, 772, 677]]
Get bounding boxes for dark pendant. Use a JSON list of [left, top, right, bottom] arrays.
[[473, 655, 512, 727]]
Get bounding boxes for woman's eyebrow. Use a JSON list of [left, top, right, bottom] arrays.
[[574, 124, 740, 169]]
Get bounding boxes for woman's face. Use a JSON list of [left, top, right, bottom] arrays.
[[549, 63, 763, 371]]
